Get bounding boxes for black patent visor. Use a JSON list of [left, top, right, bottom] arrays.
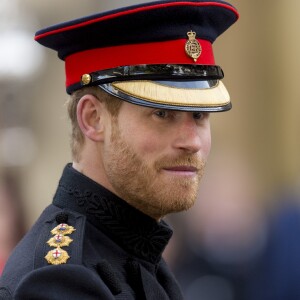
[[80, 64, 224, 87]]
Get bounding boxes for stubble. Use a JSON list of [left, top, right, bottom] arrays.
[[103, 120, 206, 219]]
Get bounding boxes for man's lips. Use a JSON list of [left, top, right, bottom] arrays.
[[162, 166, 199, 173]]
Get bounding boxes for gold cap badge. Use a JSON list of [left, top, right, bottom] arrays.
[[185, 31, 202, 62]]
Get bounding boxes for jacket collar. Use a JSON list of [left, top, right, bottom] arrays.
[[53, 164, 173, 264]]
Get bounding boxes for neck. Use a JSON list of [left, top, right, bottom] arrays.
[[72, 159, 112, 191]]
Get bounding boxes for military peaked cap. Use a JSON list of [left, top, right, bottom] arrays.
[[35, 0, 239, 112]]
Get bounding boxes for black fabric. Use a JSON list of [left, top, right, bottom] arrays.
[[14, 265, 114, 300], [55, 212, 69, 224], [0, 164, 183, 299], [125, 259, 147, 300], [0, 288, 12, 300], [35, 0, 238, 60], [96, 260, 122, 295]]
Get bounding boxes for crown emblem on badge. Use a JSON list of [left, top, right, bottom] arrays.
[[185, 31, 202, 62]]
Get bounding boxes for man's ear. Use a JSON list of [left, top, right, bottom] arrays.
[[76, 94, 106, 142]]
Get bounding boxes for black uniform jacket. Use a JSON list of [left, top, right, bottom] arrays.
[[0, 164, 183, 300]]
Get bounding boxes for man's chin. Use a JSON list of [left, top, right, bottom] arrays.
[[162, 194, 198, 215]]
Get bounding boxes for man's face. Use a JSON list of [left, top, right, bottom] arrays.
[[101, 102, 211, 219]]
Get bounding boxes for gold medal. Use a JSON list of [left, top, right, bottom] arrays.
[[185, 31, 202, 62]]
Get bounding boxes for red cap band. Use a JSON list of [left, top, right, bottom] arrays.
[[65, 38, 214, 87]]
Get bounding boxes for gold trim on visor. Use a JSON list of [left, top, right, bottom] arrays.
[[111, 80, 230, 107]]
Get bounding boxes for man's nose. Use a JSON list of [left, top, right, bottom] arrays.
[[172, 115, 210, 154]]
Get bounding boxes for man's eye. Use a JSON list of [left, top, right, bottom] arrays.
[[154, 110, 168, 118], [193, 112, 207, 120]]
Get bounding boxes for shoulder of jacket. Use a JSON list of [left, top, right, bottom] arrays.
[[14, 264, 115, 300], [0, 205, 87, 297], [33, 205, 87, 268]]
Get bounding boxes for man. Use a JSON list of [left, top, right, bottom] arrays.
[[0, 1, 238, 299]]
